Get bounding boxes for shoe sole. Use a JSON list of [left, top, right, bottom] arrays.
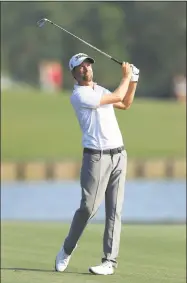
[[89, 268, 114, 275], [89, 268, 97, 275]]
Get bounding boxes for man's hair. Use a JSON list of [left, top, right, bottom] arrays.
[[71, 68, 77, 80]]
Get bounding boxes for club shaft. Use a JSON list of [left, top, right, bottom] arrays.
[[49, 21, 123, 66]]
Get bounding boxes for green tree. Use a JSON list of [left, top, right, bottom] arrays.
[[121, 2, 186, 97], [1, 2, 186, 97]]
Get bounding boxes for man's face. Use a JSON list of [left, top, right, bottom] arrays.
[[73, 59, 93, 82]]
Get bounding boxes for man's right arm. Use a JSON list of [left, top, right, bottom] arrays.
[[100, 62, 132, 106]]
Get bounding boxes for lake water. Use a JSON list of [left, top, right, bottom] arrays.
[[1, 179, 186, 222]]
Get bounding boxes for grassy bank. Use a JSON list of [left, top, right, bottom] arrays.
[[2, 90, 186, 161], [1, 222, 186, 283]]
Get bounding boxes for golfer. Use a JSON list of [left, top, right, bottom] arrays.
[[55, 53, 139, 275]]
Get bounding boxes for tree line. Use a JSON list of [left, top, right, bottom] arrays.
[[1, 1, 186, 97]]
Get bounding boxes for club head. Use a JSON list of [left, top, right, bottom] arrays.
[[37, 18, 49, 28]]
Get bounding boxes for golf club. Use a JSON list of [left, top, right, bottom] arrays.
[[37, 18, 123, 66]]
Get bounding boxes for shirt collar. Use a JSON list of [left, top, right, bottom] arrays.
[[74, 82, 97, 90]]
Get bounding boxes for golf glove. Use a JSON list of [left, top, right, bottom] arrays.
[[131, 65, 140, 82]]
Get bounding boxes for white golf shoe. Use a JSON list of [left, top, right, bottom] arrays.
[[89, 261, 114, 275], [55, 246, 72, 272]]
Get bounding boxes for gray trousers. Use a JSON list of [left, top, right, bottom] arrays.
[[64, 149, 127, 267]]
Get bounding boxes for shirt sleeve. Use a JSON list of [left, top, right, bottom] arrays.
[[103, 87, 111, 95], [76, 88, 102, 109]]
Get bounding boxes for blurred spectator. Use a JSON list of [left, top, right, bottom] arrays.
[[173, 75, 186, 102], [39, 61, 63, 93]]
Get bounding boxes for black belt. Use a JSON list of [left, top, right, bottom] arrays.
[[84, 146, 124, 155]]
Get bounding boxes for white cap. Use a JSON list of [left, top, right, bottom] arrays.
[[69, 53, 95, 71]]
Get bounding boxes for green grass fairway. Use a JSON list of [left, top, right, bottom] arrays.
[[2, 90, 186, 161], [1, 222, 186, 283]]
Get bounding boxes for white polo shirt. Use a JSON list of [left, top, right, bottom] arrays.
[[70, 83, 124, 150]]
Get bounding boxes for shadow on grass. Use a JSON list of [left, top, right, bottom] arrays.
[[1, 267, 89, 275]]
